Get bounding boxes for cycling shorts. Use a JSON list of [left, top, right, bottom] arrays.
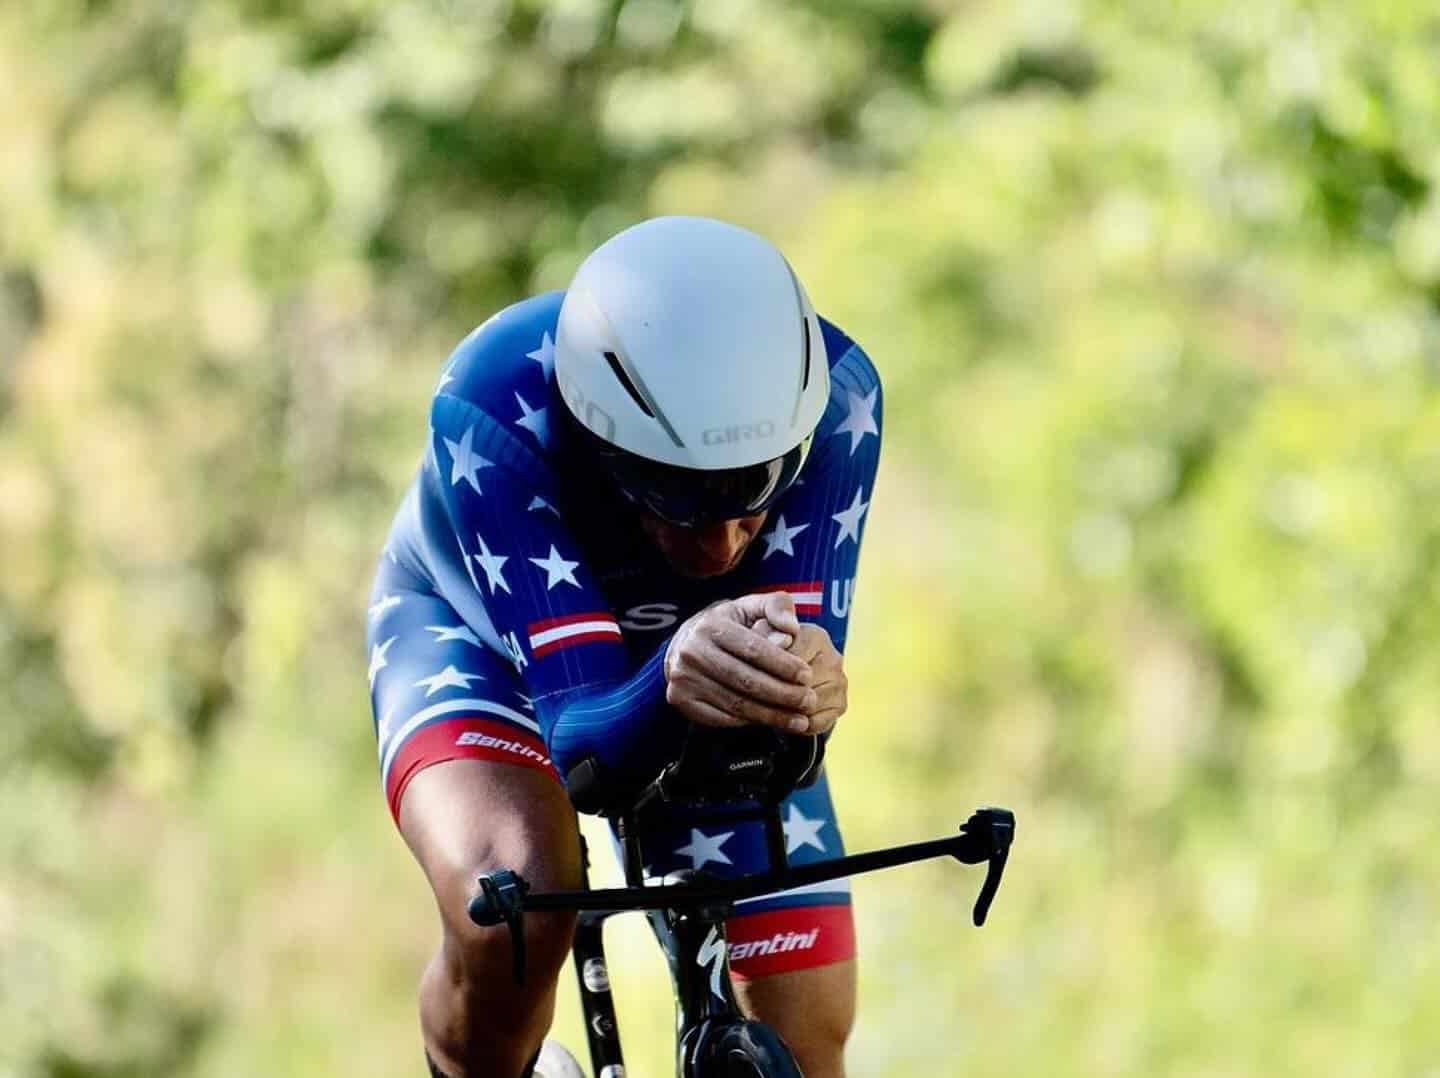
[[367, 556, 855, 979]]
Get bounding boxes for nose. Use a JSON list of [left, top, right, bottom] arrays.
[[693, 519, 745, 561]]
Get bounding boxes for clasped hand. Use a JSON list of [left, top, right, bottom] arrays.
[[663, 591, 847, 736]]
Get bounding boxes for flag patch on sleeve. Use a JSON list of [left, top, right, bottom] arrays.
[[526, 612, 623, 658]]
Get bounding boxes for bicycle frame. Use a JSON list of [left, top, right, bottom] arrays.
[[569, 901, 626, 1074], [471, 803, 1015, 1077]]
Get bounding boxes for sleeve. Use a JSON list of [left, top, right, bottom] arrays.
[[738, 342, 883, 654], [426, 391, 686, 787]]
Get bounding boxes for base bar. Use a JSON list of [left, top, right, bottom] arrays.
[[524, 831, 980, 914]]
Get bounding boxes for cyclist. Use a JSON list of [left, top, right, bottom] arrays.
[[367, 216, 882, 1078]]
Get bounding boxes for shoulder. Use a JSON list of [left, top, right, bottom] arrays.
[[427, 292, 566, 486], [814, 314, 883, 441], [438, 291, 566, 409]]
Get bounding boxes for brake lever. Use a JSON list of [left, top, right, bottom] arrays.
[[953, 806, 1016, 927], [468, 870, 531, 984]]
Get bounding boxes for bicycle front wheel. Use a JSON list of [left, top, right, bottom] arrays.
[[681, 1017, 804, 1078]]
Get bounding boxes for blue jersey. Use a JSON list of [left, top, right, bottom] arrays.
[[372, 291, 883, 791]]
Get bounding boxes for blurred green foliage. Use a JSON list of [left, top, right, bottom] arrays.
[[4, 0, 1440, 1074]]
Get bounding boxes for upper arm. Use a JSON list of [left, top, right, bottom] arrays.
[[424, 390, 633, 705], [743, 335, 883, 653]]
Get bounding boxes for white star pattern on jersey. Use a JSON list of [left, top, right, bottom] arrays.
[[831, 487, 870, 548], [473, 532, 511, 594], [457, 533, 484, 596], [378, 703, 398, 742], [528, 495, 561, 516], [675, 828, 735, 870], [526, 331, 556, 374], [444, 425, 494, 495], [783, 803, 828, 854], [760, 514, 810, 560], [514, 392, 549, 446], [435, 361, 457, 393], [414, 664, 486, 698], [369, 593, 403, 622], [833, 387, 880, 455], [529, 544, 581, 590], [368, 635, 398, 688], [426, 624, 481, 647]]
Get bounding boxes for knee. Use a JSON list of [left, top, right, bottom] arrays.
[[446, 904, 577, 1000], [788, 1012, 849, 1078], [421, 870, 578, 1076], [824, 990, 855, 1044], [400, 762, 583, 1075], [735, 959, 856, 1075], [797, 989, 852, 1066], [434, 848, 580, 1006]]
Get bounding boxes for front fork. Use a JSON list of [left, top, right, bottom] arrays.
[[573, 879, 742, 1078], [670, 898, 741, 1026], [666, 897, 752, 1076]]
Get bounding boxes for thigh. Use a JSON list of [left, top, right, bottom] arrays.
[[367, 563, 580, 1072], [368, 567, 557, 824], [400, 759, 582, 936], [402, 757, 581, 1070], [366, 567, 582, 916]]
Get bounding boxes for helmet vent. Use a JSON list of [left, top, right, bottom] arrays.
[[801, 315, 813, 391], [603, 350, 655, 418]]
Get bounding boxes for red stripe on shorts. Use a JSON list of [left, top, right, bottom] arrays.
[[385, 717, 559, 824], [725, 904, 856, 980]]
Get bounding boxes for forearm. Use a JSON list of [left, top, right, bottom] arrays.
[[540, 638, 684, 784]]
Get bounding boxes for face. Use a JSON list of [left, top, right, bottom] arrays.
[[638, 510, 770, 578]]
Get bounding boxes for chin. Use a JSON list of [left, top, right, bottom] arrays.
[[667, 546, 747, 579], [641, 510, 765, 579], [670, 555, 738, 579]]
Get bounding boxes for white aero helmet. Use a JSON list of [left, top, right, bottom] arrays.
[[555, 216, 830, 525]]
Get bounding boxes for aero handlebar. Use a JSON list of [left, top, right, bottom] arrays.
[[469, 806, 1015, 984]]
